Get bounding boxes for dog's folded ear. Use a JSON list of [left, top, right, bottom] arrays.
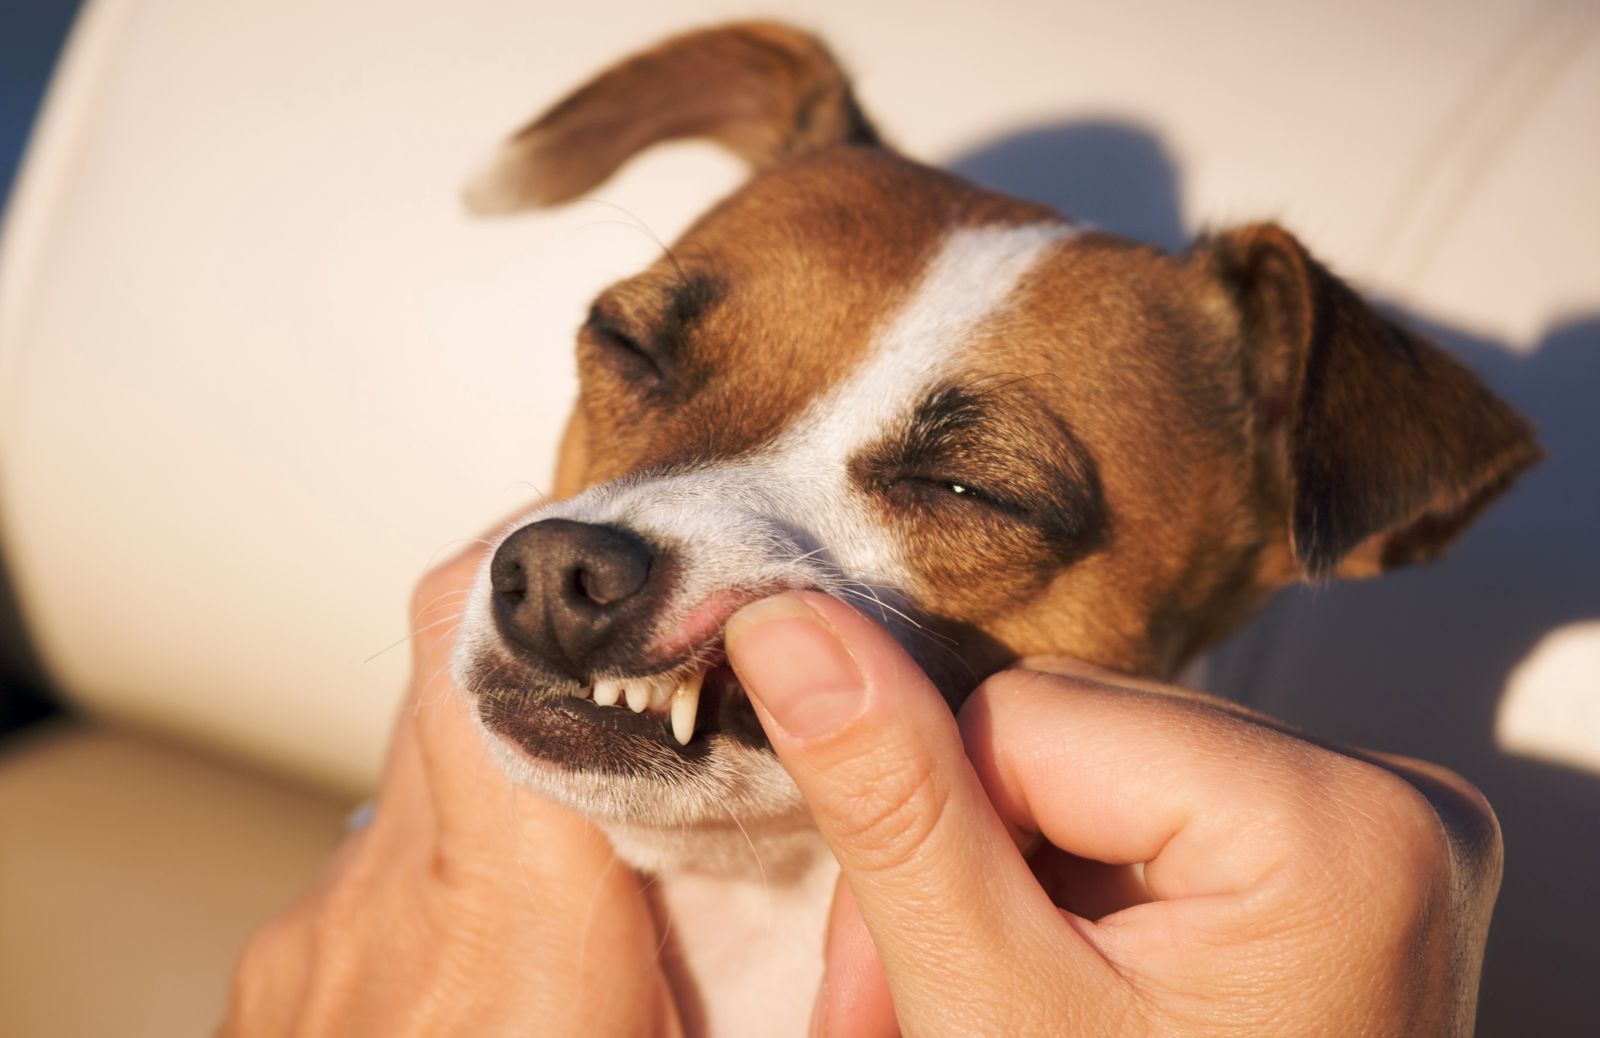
[[463, 22, 879, 213], [1203, 223, 1541, 580]]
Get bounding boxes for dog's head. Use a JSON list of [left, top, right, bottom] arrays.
[[451, 23, 1539, 868]]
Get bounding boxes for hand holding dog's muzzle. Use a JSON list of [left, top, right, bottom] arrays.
[[727, 593, 1501, 1038], [217, 541, 682, 1038]]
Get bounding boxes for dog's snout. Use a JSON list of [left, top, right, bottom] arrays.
[[490, 519, 663, 677]]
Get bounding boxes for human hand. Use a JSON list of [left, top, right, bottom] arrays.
[[218, 542, 681, 1038], [725, 592, 1501, 1037]]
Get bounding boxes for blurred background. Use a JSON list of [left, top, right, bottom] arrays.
[[0, 1, 1595, 1034]]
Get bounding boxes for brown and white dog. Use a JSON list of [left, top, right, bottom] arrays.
[[451, 23, 1538, 1035]]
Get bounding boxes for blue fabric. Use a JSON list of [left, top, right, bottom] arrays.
[[0, 0, 83, 737], [0, 0, 84, 217]]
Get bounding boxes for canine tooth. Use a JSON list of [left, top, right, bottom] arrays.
[[670, 670, 706, 747], [625, 682, 649, 713], [593, 679, 621, 707]]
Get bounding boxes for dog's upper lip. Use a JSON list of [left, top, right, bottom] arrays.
[[471, 584, 799, 756], [644, 585, 788, 661]]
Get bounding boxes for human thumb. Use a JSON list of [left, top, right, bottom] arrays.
[[724, 592, 1058, 1034]]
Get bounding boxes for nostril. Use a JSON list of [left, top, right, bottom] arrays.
[[569, 556, 649, 607]]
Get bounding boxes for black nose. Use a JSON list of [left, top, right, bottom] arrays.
[[489, 519, 663, 678]]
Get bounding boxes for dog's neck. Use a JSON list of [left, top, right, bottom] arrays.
[[647, 830, 839, 1038]]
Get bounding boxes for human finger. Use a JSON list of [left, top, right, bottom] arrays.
[[725, 593, 1129, 1034]]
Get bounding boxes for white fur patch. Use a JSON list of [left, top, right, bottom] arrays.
[[789, 221, 1077, 466], [765, 220, 1079, 588]]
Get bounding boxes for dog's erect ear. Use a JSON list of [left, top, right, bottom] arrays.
[[1203, 223, 1541, 580], [464, 22, 879, 213]]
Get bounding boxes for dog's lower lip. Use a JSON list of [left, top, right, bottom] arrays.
[[579, 644, 731, 746], [469, 644, 774, 773], [550, 660, 750, 750]]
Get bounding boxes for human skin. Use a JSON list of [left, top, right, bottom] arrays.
[[219, 547, 1501, 1037], [725, 593, 1503, 1038], [216, 544, 682, 1038]]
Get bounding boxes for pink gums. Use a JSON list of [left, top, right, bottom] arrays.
[[646, 586, 786, 661]]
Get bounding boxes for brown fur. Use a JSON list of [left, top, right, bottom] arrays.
[[481, 22, 1540, 692], [465, 23, 879, 213], [512, 24, 1536, 684]]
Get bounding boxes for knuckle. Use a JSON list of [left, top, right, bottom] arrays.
[[1390, 756, 1503, 882], [828, 751, 954, 875], [1315, 761, 1457, 919], [1354, 765, 1455, 866]]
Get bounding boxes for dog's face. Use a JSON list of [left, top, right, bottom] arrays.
[[452, 24, 1539, 856]]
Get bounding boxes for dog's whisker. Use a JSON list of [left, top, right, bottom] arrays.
[[502, 480, 547, 499], [571, 200, 687, 281], [831, 584, 947, 643], [574, 850, 627, 983], [364, 611, 466, 664], [719, 804, 772, 911], [422, 537, 496, 571], [646, 873, 677, 968], [829, 581, 904, 618], [504, 784, 545, 909], [410, 634, 465, 712], [411, 587, 473, 619]]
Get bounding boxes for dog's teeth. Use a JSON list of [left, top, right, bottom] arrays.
[[625, 683, 649, 713], [648, 675, 674, 710], [670, 670, 706, 747], [593, 679, 621, 707]]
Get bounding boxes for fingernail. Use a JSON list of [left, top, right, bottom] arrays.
[[726, 594, 865, 740]]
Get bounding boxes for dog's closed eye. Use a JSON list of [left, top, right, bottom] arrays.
[[582, 306, 664, 384]]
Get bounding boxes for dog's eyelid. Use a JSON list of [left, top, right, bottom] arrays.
[[581, 307, 671, 385], [588, 321, 648, 355], [584, 301, 632, 337], [891, 472, 1023, 513]]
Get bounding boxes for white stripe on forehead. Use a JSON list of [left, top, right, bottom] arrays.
[[756, 219, 1077, 590], [494, 219, 1080, 654], [779, 220, 1077, 461]]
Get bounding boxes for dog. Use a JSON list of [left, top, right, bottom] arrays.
[[450, 22, 1539, 1035]]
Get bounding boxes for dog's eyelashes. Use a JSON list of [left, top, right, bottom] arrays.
[[594, 326, 659, 370], [925, 478, 982, 501], [897, 474, 1004, 508]]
